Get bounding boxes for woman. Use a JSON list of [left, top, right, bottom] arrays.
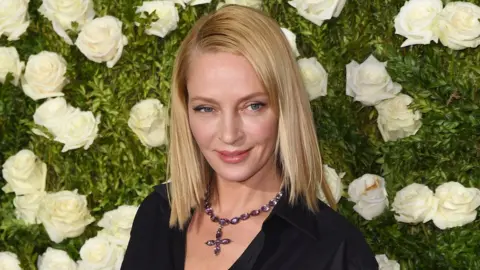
[[122, 4, 378, 270]]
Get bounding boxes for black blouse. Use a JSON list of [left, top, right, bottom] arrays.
[[121, 184, 379, 270]]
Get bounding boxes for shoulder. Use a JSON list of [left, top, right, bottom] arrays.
[[153, 182, 170, 202], [121, 183, 173, 269], [142, 183, 171, 213], [313, 200, 379, 269], [313, 199, 362, 238], [131, 183, 171, 227]]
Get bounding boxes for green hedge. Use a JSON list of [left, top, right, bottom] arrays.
[[1, 0, 479, 269]]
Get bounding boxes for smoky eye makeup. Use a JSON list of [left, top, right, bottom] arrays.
[[192, 105, 214, 113], [246, 102, 266, 111]]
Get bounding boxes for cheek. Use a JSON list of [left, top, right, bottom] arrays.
[[188, 115, 214, 147], [244, 114, 278, 145]]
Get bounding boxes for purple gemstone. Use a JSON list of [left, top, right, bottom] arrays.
[[250, 209, 260, 216], [216, 230, 222, 239], [215, 239, 221, 244], [230, 217, 240, 224], [219, 219, 229, 226], [205, 207, 213, 215], [205, 240, 215, 246], [240, 213, 250, 220], [210, 215, 218, 222], [268, 200, 277, 206], [261, 205, 270, 212], [276, 193, 282, 200], [221, 239, 231, 244], [214, 246, 221, 255]]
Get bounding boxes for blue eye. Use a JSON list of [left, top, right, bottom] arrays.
[[193, 106, 214, 113], [248, 103, 265, 111]]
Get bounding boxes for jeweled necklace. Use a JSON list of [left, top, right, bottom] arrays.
[[203, 187, 283, 255]]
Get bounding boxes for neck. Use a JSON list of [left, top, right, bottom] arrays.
[[209, 165, 282, 218]]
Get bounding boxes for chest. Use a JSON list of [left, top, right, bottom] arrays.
[[170, 222, 351, 270], [184, 212, 264, 270]]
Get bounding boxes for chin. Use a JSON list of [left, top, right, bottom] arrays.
[[210, 166, 257, 183]]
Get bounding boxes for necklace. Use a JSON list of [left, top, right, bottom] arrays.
[[203, 187, 283, 256]]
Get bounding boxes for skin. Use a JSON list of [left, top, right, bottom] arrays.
[[184, 52, 282, 270]]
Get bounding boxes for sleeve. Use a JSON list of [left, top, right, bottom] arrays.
[[345, 230, 379, 270], [120, 192, 169, 270]]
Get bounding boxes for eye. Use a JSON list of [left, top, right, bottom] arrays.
[[193, 106, 214, 113], [247, 102, 265, 111]]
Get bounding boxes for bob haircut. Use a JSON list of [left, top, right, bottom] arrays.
[[167, 4, 336, 229]]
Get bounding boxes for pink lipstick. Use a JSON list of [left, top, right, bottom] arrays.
[[216, 149, 250, 164]]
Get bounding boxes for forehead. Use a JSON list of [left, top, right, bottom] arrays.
[[186, 52, 266, 100]]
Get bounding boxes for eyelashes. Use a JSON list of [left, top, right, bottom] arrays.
[[192, 106, 214, 113], [192, 102, 266, 113], [246, 102, 265, 111]]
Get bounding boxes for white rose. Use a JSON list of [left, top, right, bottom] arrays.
[[2, 149, 47, 195], [75, 16, 128, 68], [128, 99, 168, 148], [37, 189, 95, 243], [217, 0, 263, 10], [346, 54, 402, 106], [52, 111, 101, 152], [33, 97, 79, 133], [317, 164, 345, 205], [32, 97, 100, 151], [14, 191, 46, 225], [391, 183, 439, 224], [0, 0, 30, 41], [38, 0, 95, 45], [135, 1, 179, 38], [281, 28, 300, 58], [181, 0, 212, 6], [375, 254, 400, 270], [432, 181, 480, 230], [288, 0, 346, 27], [435, 2, 480, 50], [375, 94, 422, 142], [348, 174, 389, 220], [37, 248, 77, 270], [97, 205, 139, 249], [0, 46, 25, 86], [394, 0, 443, 47], [21, 51, 69, 101], [298, 57, 328, 100], [77, 236, 125, 270], [0, 251, 22, 270]]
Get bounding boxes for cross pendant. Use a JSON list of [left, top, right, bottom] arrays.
[[205, 225, 232, 255]]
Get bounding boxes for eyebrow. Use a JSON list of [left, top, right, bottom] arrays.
[[189, 92, 268, 104]]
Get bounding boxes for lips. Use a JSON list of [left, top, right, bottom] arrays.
[[218, 150, 249, 156], [216, 149, 250, 164]]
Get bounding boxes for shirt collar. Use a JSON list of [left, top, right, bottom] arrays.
[[154, 184, 321, 240], [269, 187, 320, 241]]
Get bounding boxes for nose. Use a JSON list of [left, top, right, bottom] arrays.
[[218, 111, 243, 145]]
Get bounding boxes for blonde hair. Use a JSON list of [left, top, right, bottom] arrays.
[[168, 4, 336, 229]]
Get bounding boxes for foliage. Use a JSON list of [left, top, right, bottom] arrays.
[[1, 0, 479, 269]]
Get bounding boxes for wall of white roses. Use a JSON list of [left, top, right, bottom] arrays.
[[1, 0, 479, 269]]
